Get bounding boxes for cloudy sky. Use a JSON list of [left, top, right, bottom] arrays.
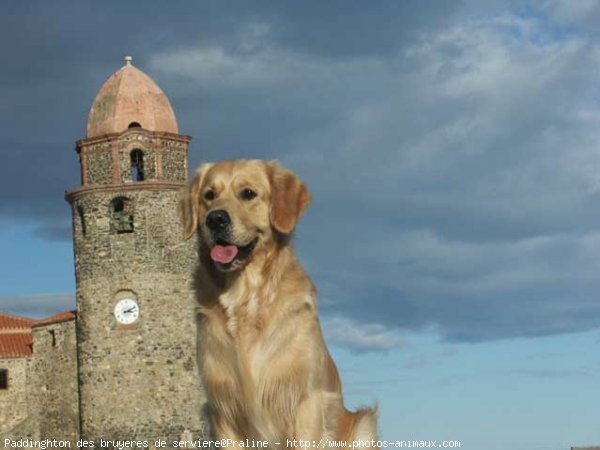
[[2, 1, 600, 448]]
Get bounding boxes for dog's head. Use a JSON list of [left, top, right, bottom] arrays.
[[180, 160, 311, 272]]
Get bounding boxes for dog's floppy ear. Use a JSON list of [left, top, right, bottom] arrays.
[[267, 161, 311, 234], [179, 163, 214, 239]]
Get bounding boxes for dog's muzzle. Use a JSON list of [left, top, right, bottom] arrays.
[[204, 209, 258, 270]]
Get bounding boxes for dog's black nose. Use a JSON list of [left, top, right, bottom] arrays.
[[206, 210, 231, 230]]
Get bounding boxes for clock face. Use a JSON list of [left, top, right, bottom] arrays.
[[114, 298, 139, 325]]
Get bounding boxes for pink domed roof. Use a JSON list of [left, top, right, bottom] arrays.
[[86, 57, 178, 137]]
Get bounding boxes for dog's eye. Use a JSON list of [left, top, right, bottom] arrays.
[[204, 190, 215, 201], [240, 188, 257, 201]]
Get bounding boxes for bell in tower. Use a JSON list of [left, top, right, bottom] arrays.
[[66, 56, 206, 443]]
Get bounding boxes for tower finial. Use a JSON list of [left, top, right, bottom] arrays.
[[124, 55, 133, 66]]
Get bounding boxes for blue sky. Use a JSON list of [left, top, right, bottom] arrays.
[[1, 1, 600, 448]]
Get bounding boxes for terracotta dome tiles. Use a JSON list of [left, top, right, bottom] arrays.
[[86, 58, 178, 137]]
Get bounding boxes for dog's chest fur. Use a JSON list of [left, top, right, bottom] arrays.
[[218, 264, 264, 337], [199, 260, 311, 394]]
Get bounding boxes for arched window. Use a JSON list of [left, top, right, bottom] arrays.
[[131, 149, 145, 182], [128, 121, 141, 129], [111, 197, 134, 234]]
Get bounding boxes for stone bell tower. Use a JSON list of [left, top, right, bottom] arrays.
[[66, 56, 206, 443]]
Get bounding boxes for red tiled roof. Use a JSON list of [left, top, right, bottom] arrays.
[[32, 310, 76, 328], [0, 332, 33, 358], [0, 312, 36, 332], [0, 311, 76, 358], [0, 312, 36, 358]]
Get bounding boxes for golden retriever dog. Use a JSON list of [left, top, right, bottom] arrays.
[[180, 160, 377, 446]]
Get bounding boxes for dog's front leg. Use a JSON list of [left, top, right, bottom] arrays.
[[256, 305, 342, 442]]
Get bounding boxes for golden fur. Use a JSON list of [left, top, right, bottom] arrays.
[[180, 160, 377, 445]]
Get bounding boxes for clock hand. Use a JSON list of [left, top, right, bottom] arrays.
[[124, 306, 138, 314]]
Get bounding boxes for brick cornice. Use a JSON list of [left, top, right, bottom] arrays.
[[65, 180, 186, 203], [76, 128, 191, 152]]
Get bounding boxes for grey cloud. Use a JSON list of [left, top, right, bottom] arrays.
[[0, 0, 462, 229], [0, 293, 75, 319], [284, 12, 600, 342], [539, 0, 600, 28], [2, 2, 599, 345], [308, 225, 600, 341], [321, 316, 403, 353]]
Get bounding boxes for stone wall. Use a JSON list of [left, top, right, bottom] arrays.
[[69, 185, 206, 444], [66, 127, 204, 446], [75, 272, 206, 442], [30, 320, 79, 444], [72, 189, 197, 279], [80, 130, 189, 187], [86, 151, 113, 185], [0, 357, 30, 432], [161, 149, 187, 181], [0, 321, 80, 447]]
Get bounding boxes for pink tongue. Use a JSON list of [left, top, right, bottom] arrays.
[[210, 244, 239, 264]]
